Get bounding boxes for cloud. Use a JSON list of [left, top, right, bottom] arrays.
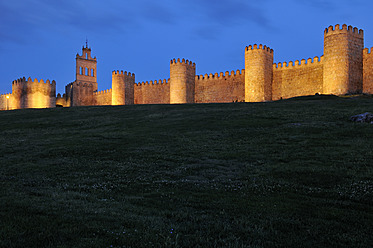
[[0, 0, 138, 47], [0, 0, 273, 47], [189, 0, 271, 28]]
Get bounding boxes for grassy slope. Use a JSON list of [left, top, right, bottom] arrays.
[[0, 95, 372, 247]]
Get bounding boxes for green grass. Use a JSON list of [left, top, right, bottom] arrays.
[[0, 95, 372, 247]]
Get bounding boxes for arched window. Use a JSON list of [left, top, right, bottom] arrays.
[[80, 67, 83, 75], [85, 68, 89, 76], [91, 69, 94, 77], [86, 53, 88, 59]]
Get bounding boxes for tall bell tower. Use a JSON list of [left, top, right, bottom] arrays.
[[75, 42, 98, 92]]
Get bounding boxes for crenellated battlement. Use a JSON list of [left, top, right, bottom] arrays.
[[94, 89, 112, 95], [136, 79, 170, 86], [273, 56, 324, 69], [12, 77, 26, 84], [170, 58, 196, 68], [363, 47, 373, 55], [196, 69, 244, 80], [245, 44, 273, 53], [324, 24, 363, 37], [12, 77, 56, 87], [112, 70, 135, 78], [0, 93, 12, 98]]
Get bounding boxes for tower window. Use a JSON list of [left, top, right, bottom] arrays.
[[85, 68, 89, 76], [91, 69, 94, 77], [80, 67, 83, 75], [86, 53, 88, 59]]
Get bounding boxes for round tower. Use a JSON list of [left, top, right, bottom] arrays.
[[112, 70, 135, 105], [11, 77, 56, 109], [11, 77, 26, 109], [245, 44, 274, 102], [323, 24, 364, 95], [170, 58, 196, 104]]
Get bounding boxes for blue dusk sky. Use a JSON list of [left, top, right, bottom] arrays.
[[1, 0, 372, 95]]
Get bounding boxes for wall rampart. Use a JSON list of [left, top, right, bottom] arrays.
[[11, 77, 56, 109], [245, 44, 274, 102], [170, 58, 196, 104], [94, 88, 112, 105], [0, 93, 12, 110], [323, 24, 364, 94], [112, 70, 135, 105], [56, 93, 68, 107], [71, 81, 94, 106], [195, 69, 245, 103], [272, 56, 324, 100], [134, 79, 170, 104], [363, 47, 373, 93]]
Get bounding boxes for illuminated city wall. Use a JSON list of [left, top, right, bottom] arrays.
[[2, 24, 373, 111], [272, 57, 324, 100], [134, 79, 170, 105], [195, 70, 245, 103], [363, 47, 373, 93]]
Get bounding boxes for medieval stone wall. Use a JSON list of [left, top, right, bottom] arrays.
[[10, 77, 56, 109], [3, 24, 373, 111], [323, 24, 364, 94], [56, 93, 68, 107], [363, 47, 373, 94], [195, 70, 245, 103], [0, 94, 12, 110], [94, 89, 112, 105], [170, 59, 196, 104], [272, 57, 324, 100], [134, 79, 170, 104], [245, 45, 274, 102], [112, 71, 135, 105], [70, 82, 94, 106]]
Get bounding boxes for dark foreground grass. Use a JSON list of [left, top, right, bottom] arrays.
[[0, 95, 372, 247]]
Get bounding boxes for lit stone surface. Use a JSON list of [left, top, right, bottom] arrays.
[[112, 71, 135, 105], [170, 58, 196, 104], [323, 24, 364, 95], [245, 44, 273, 102]]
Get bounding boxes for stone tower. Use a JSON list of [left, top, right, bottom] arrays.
[[245, 44, 274, 102], [76, 44, 97, 92], [323, 24, 364, 95], [69, 44, 98, 106], [112, 70, 135, 105], [11, 77, 56, 109], [170, 58, 196, 104]]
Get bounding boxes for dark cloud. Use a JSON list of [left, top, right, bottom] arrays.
[[0, 0, 137, 47], [0, 0, 272, 46]]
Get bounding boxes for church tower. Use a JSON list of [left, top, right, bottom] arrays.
[[68, 42, 98, 106], [76, 42, 97, 92]]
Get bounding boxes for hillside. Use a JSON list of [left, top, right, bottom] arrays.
[[1, 96, 372, 247]]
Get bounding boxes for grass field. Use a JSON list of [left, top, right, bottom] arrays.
[[1, 95, 373, 247]]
